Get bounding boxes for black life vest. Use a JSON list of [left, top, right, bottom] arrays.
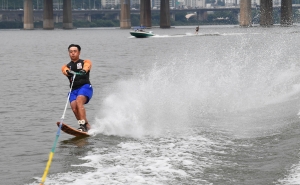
[[66, 59, 91, 90]]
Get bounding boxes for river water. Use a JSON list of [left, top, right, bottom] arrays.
[[2, 25, 300, 185]]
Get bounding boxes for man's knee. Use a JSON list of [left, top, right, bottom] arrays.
[[77, 95, 87, 104], [71, 107, 77, 112]]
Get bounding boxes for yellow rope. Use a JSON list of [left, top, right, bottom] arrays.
[[40, 150, 54, 184]]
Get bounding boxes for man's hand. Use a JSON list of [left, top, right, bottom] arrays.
[[66, 70, 74, 76]]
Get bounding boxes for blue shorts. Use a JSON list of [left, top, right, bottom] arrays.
[[69, 84, 93, 104]]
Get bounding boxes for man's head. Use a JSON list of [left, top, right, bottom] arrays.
[[68, 44, 81, 61]]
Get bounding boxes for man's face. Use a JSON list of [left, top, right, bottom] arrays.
[[69, 46, 80, 61]]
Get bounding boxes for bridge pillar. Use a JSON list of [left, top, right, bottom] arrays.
[[160, 0, 170, 28], [63, 0, 73, 29], [120, 0, 131, 29], [140, 0, 151, 27], [260, 0, 273, 26], [43, 0, 54, 29], [240, 0, 251, 27], [24, 0, 34, 30], [281, 0, 292, 26]]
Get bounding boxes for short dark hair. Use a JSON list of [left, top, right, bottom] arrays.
[[68, 44, 81, 51]]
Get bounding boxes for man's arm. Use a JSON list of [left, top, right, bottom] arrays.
[[61, 65, 70, 76], [83, 59, 92, 72]]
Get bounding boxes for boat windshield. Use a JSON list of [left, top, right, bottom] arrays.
[[133, 26, 146, 32]]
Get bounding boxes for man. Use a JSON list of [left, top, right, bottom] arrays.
[[61, 44, 93, 132], [195, 26, 199, 35]]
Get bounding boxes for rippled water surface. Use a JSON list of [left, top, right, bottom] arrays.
[[2, 25, 300, 185]]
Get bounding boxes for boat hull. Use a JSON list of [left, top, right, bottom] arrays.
[[130, 31, 154, 38]]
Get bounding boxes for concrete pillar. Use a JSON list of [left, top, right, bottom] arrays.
[[24, 0, 34, 29], [260, 0, 273, 26], [120, 0, 131, 28], [281, 0, 292, 26], [160, 0, 170, 28], [140, 0, 151, 27], [63, 0, 73, 29], [240, 0, 251, 27], [0, 14, 2, 21], [43, 0, 54, 29]]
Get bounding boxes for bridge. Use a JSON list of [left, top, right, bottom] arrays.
[[5, 0, 296, 30], [0, 7, 242, 23]]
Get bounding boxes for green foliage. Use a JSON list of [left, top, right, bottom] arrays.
[[0, 21, 22, 29], [34, 21, 43, 28], [174, 10, 238, 25], [273, 9, 281, 24], [175, 12, 189, 22], [131, 14, 140, 26], [73, 20, 119, 27], [293, 8, 300, 23], [151, 13, 160, 22]]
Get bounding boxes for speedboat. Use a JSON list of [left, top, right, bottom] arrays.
[[130, 26, 155, 38]]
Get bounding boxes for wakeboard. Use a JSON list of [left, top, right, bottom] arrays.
[[56, 122, 89, 137]]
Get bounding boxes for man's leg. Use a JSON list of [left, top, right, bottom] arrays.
[[70, 101, 80, 119], [74, 95, 91, 130]]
